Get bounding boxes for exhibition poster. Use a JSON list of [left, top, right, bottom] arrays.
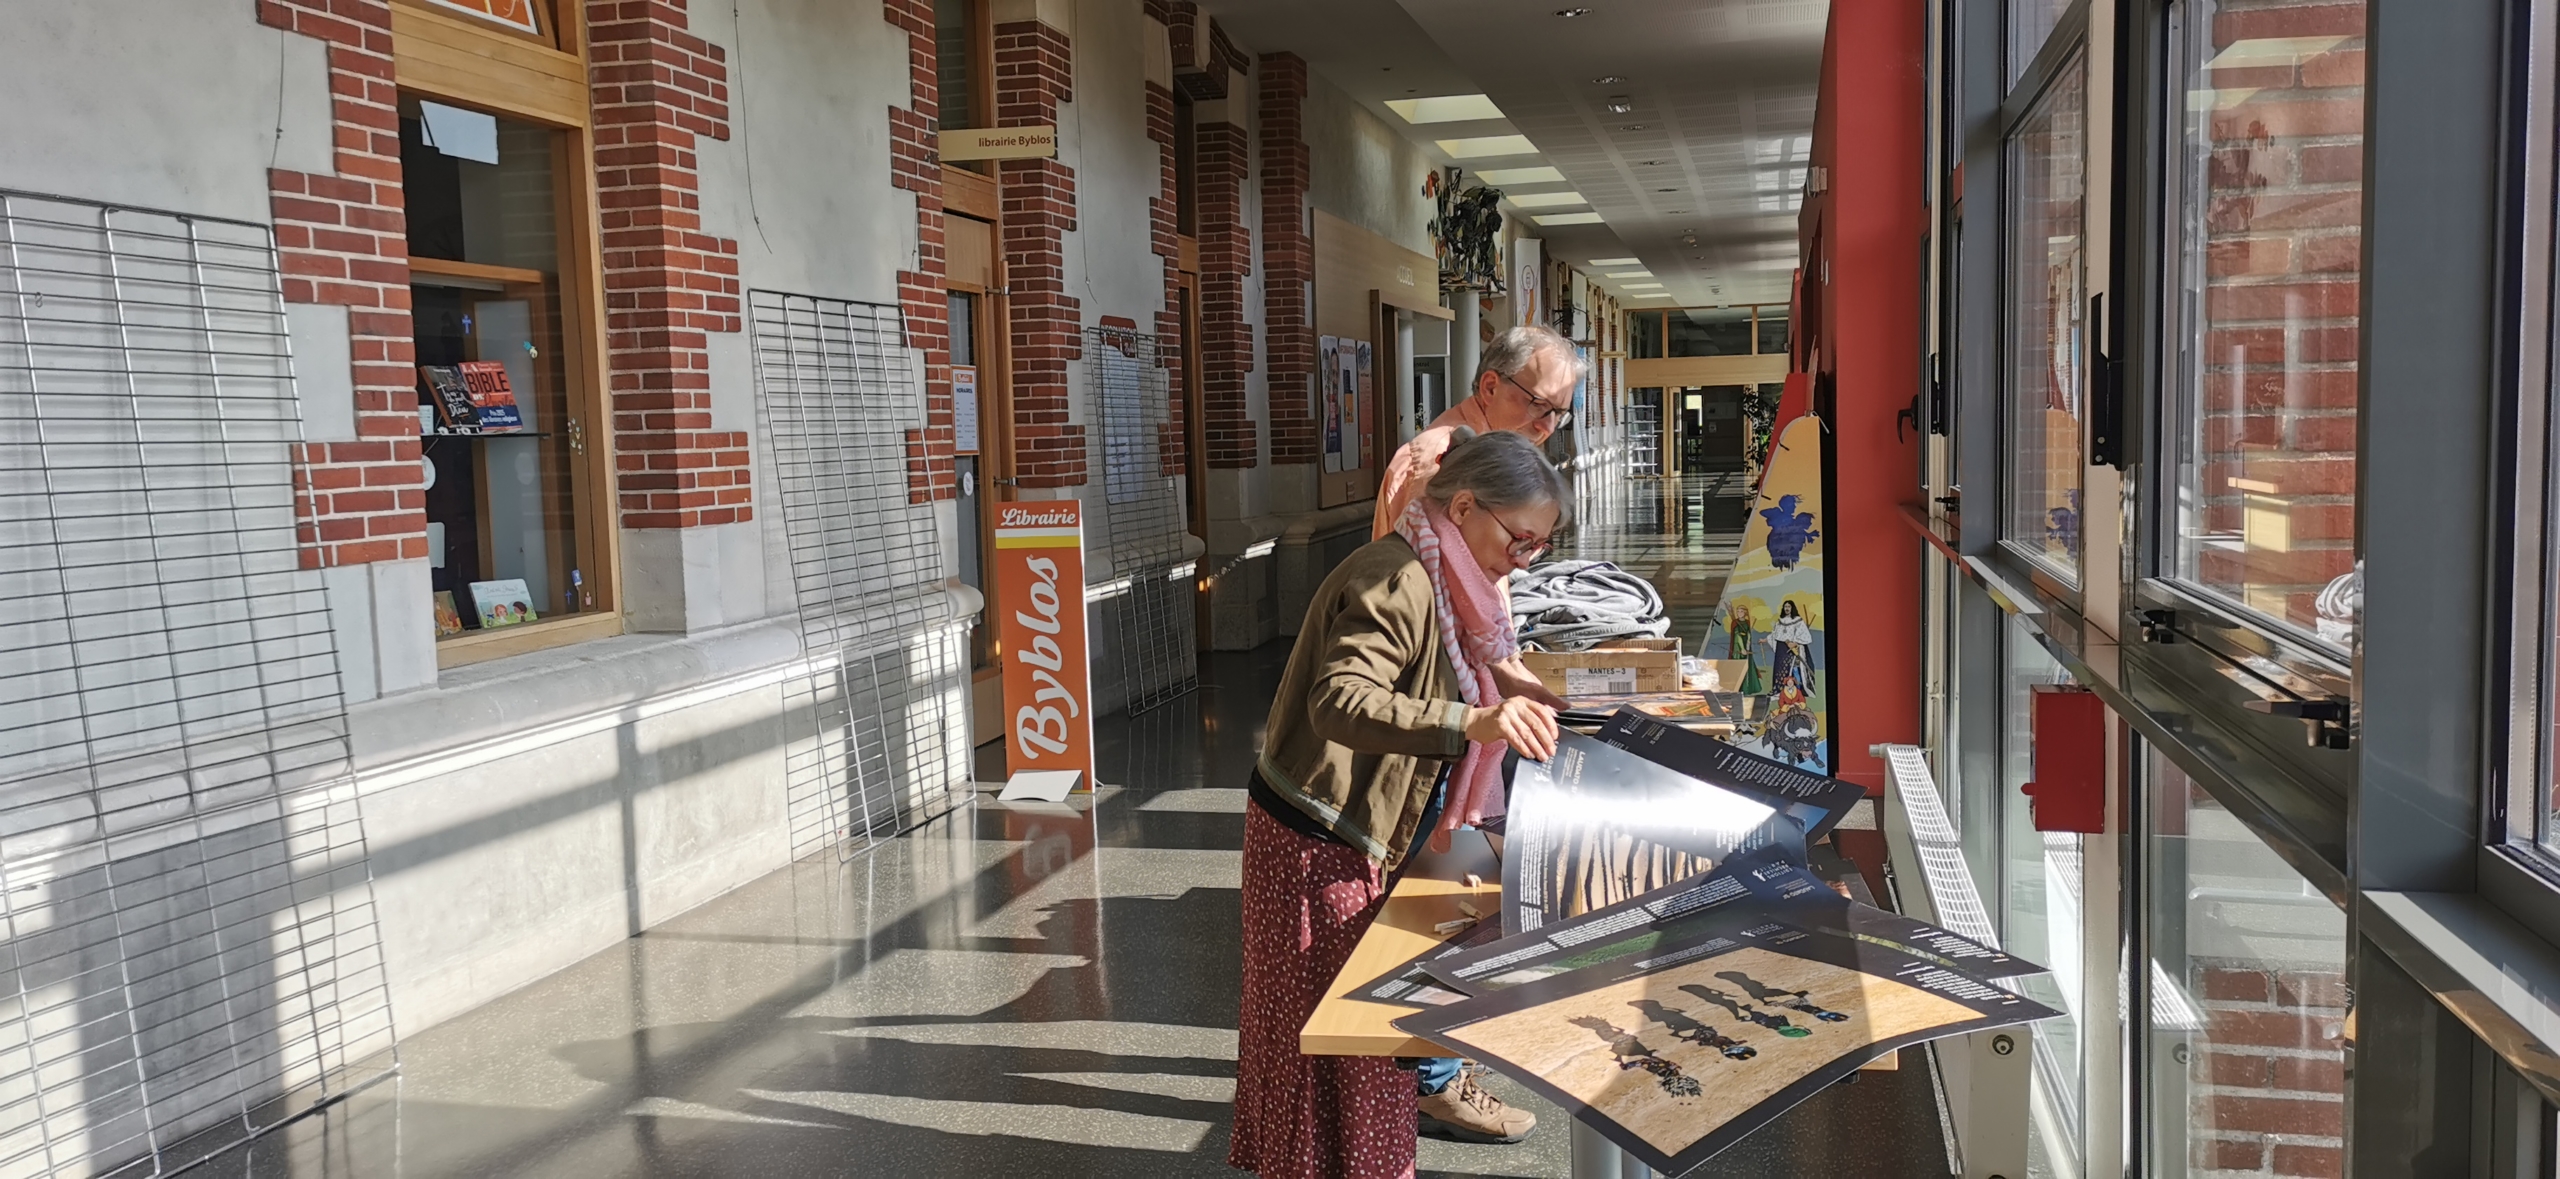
[[1425, 843, 2040, 999], [1594, 711, 1870, 841], [1342, 918, 1505, 1010], [1502, 733, 1805, 933], [1394, 922, 2059, 1175], [1702, 414, 1832, 772], [995, 501, 1094, 787], [1319, 336, 1343, 473]]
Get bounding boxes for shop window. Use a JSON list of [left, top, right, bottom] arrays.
[[1630, 310, 1665, 359], [401, 98, 602, 644], [1667, 307, 1754, 357], [2001, 53, 2087, 582], [936, 0, 994, 175], [2141, 750, 2347, 1177], [2162, 2, 2366, 651], [2000, 618, 2086, 1170]]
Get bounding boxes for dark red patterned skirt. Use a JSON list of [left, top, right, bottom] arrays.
[[1229, 800, 1417, 1179]]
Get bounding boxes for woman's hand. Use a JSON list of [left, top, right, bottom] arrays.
[[1467, 697, 1560, 762], [1490, 656, 1569, 710]]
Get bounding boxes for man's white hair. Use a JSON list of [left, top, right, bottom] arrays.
[[1475, 324, 1588, 387]]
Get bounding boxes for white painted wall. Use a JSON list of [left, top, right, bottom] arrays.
[[1304, 72, 1436, 258], [0, 1, 336, 222]]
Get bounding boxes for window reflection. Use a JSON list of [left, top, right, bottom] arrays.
[[2002, 617, 2084, 1170], [2004, 55, 2087, 580], [2165, 2, 2365, 649], [2143, 750, 2347, 1177]]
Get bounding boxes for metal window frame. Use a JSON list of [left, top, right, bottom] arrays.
[[1995, 9, 2099, 599]]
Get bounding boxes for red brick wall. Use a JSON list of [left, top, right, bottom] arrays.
[[1198, 111, 1255, 468], [1145, 71, 1187, 477], [587, 0, 753, 530], [259, 0, 429, 569], [887, 0, 957, 504], [1258, 52, 1313, 466], [2192, 1, 2364, 626], [996, 17, 1086, 488], [2190, 963, 2347, 1176]]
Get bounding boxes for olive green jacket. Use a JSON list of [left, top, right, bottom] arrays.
[[1255, 535, 1472, 869]]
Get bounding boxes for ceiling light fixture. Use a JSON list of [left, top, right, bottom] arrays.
[[1388, 94, 1507, 124], [1604, 98, 1634, 114], [1506, 191, 1589, 209], [1592, 75, 1626, 84], [1477, 166, 1567, 185], [1617, 124, 1649, 132], [1533, 211, 1606, 226], [1606, 270, 1652, 278], [1435, 134, 1538, 159], [1555, 7, 1591, 15], [1589, 257, 1640, 265]]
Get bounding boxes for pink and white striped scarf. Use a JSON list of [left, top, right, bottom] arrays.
[[1394, 496, 1518, 848]]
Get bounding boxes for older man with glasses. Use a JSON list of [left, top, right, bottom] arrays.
[[1371, 326, 1585, 708]]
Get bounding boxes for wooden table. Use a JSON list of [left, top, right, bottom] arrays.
[[1300, 829, 1501, 1058]]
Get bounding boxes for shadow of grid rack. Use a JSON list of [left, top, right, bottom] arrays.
[[0, 192, 397, 1178], [1088, 325, 1198, 715], [751, 291, 974, 862]]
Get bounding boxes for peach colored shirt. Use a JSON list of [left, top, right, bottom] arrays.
[[1372, 397, 1496, 540]]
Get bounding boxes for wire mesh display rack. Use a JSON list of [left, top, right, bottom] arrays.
[[1088, 326, 1197, 715], [752, 291, 973, 861], [0, 192, 396, 1178]]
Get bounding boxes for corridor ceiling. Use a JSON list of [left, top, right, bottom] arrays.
[[1197, 0, 1827, 309]]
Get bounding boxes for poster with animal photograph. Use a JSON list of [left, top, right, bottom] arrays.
[[1394, 922, 2058, 1175], [1502, 733, 1805, 934], [1702, 414, 1831, 772], [1426, 842, 2041, 1000]]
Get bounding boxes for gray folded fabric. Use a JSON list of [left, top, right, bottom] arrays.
[[1509, 560, 1671, 652]]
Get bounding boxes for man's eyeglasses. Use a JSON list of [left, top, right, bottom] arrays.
[[1498, 373, 1574, 429], [1487, 507, 1552, 563]]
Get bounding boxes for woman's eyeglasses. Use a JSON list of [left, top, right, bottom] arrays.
[[1487, 508, 1552, 562]]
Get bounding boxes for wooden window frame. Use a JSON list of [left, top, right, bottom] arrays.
[[392, 6, 625, 669]]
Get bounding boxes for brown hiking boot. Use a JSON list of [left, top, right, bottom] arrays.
[[1417, 1067, 1537, 1144]]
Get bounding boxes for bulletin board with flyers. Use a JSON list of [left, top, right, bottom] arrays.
[[1312, 211, 1444, 509]]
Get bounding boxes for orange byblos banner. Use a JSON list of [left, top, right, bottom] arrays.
[[996, 500, 1095, 788]]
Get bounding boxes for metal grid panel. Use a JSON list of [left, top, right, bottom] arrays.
[[1088, 327, 1196, 714], [752, 291, 971, 859], [0, 192, 394, 1177]]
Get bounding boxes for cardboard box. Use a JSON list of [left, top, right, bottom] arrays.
[[1523, 637, 1682, 697]]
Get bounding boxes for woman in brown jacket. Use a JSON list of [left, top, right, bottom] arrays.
[[1228, 429, 1566, 1179]]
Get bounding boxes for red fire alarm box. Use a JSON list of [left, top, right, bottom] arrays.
[[2022, 685, 2106, 833]]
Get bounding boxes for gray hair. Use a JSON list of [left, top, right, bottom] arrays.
[[1476, 324, 1588, 388], [1425, 427, 1573, 529]]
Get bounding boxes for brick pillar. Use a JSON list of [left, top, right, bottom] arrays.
[[994, 15, 1085, 488], [586, 0, 751, 529], [1143, 33, 1186, 478], [259, 0, 428, 568], [887, 0, 957, 504], [1258, 52, 1313, 466], [1197, 96, 1255, 469]]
